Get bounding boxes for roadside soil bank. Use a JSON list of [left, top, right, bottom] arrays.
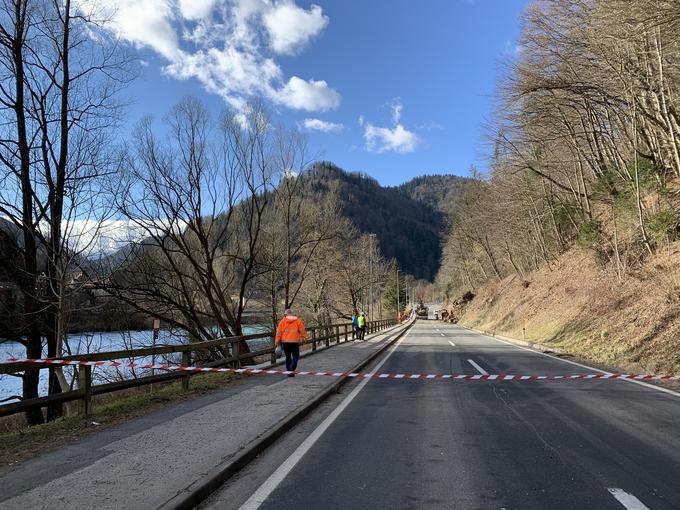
[[456, 245, 680, 377]]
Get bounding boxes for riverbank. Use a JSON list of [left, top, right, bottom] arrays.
[[0, 325, 271, 403]]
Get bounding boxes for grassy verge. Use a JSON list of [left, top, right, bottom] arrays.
[[0, 372, 239, 469]]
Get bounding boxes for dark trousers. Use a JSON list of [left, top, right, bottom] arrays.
[[282, 342, 300, 372], [359, 326, 366, 340]]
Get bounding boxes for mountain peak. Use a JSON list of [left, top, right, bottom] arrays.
[[304, 163, 471, 281]]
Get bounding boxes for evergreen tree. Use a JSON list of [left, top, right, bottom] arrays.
[[383, 259, 406, 314]]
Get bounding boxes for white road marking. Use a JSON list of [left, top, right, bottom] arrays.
[[440, 333, 445, 337], [608, 488, 650, 510], [448, 341, 456, 347], [239, 329, 411, 510], [479, 329, 680, 399], [467, 359, 488, 375]]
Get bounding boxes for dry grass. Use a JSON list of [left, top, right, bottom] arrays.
[[459, 243, 680, 376]]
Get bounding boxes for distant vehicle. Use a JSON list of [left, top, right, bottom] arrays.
[[434, 310, 439, 320], [415, 303, 428, 318]]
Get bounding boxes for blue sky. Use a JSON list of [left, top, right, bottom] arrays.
[[107, 0, 531, 186]]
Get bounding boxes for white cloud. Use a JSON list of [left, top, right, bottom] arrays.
[[391, 98, 403, 124], [179, 0, 218, 20], [164, 47, 282, 110], [75, 0, 180, 59], [504, 40, 524, 57], [263, 2, 328, 55], [302, 118, 343, 133], [364, 124, 420, 154], [361, 99, 421, 154], [417, 121, 444, 131], [76, 0, 340, 112], [65, 219, 189, 257], [277, 76, 340, 111]]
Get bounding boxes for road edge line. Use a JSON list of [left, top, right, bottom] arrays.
[[456, 324, 680, 399], [161, 320, 414, 510], [239, 326, 411, 509]]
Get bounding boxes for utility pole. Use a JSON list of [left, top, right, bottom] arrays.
[[396, 268, 400, 317], [368, 234, 375, 323]]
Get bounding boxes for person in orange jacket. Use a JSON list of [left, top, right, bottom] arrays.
[[275, 308, 307, 377]]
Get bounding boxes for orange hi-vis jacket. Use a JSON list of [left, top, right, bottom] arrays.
[[275, 314, 307, 345]]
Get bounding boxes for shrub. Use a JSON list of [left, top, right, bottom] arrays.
[[648, 209, 679, 244], [577, 220, 602, 249]]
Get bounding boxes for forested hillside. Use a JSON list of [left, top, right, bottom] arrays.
[[438, 0, 680, 294], [306, 163, 468, 281], [396, 174, 472, 216], [437, 0, 680, 374]]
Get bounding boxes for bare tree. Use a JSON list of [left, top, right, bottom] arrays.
[[104, 99, 276, 357], [0, 0, 130, 423]]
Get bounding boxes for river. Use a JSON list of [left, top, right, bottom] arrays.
[[0, 326, 272, 404]]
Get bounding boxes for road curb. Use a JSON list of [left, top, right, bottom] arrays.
[[457, 324, 566, 355], [163, 320, 414, 510]]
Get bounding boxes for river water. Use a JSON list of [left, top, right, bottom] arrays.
[[0, 326, 272, 404]]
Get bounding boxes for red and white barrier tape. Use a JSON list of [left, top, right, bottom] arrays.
[[2, 358, 679, 381]]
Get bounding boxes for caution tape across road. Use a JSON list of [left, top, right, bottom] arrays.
[[2, 358, 679, 381]]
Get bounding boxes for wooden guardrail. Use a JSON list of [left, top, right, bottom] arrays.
[[0, 319, 397, 418]]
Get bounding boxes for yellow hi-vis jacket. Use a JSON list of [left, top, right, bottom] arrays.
[[275, 314, 307, 345], [357, 315, 366, 327]]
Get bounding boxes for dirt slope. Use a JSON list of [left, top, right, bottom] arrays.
[[458, 246, 680, 375]]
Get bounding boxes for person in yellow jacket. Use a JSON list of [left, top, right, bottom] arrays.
[[275, 308, 307, 377], [357, 312, 366, 340]]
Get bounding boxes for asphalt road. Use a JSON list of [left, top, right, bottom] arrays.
[[207, 321, 680, 510]]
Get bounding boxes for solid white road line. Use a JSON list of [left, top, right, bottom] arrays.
[[608, 488, 650, 510], [239, 329, 411, 510], [448, 341, 456, 347], [467, 359, 488, 375], [483, 331, 680, 399]]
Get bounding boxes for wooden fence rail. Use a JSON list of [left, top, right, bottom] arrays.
[[0, 319, 396, 418]]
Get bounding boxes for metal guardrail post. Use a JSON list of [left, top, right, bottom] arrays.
[[325, 327, 330, 347], [270, 338, 276, 366], [82, 365, 92, 416], [312, 329, 317, 351], [344, 324, 348, 342], [181, 351, 191, 390], [335, 325, 340, 344]]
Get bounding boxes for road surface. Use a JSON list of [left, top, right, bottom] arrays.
[[206, 321, 680, 510]]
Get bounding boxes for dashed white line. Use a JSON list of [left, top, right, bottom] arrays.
[[448, 341, 456, 347], [467, 359, 488, 375], [239, 329, 411, 509], [608, 488, 650, 510]]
